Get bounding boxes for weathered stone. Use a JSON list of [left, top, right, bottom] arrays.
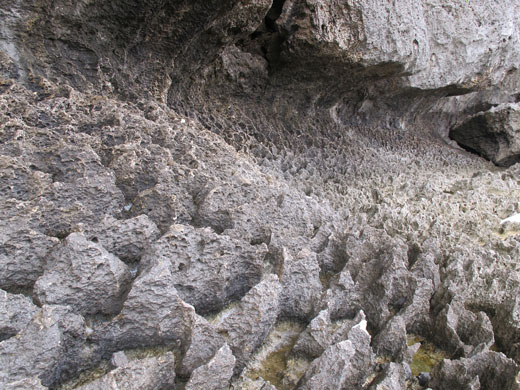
[[34, 233, 132, 315], [0, 305, 87, 388], [5, 377, 48, 390], [110, 351, 129, 368], [433, 299, 494, 356], [280, 248, 323, 321], [185, 344, 235, 390], [214, 274, 282, 372], [369, 363, 407, 390], [76, 353, 176, 390], [297, 320, 375, 390], [94, 260, 196, 351], [450, 103, 520, 167], [83, 215, 160, 263], [372, 315, 408, 361], [293, 309, 366, 359], [140, 224, 267, 314], [430, 351, 520, 390], [0, 225, 59, 290], [178, 314, 226, 377], [0, 289, 38, 341]]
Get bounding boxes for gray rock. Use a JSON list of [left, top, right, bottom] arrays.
[[34, 233, 132, 315], [83, 215, 160, 263], [430, 351, 520, 390], [178, 314, 226, 377], [372, 315, 408, 361], [297, 320, 375, 390], [110, 351, 129, 368], [0, 289, 38, 341], [433, 299, 494, 356], [76, 352, 176, 390], [293, 309, 366, 359], [280, 248, 323, 321], [94, 260, 196, 351], [369, 362, 407, 390], [5, 377, 48, 390], [450, 103, 520, 167], [185, 344, 235, 390], [0, 305, 87, 388], [140, 224, 267, 314], [215, 274, 282, 372], [0, 225, 59, 290]]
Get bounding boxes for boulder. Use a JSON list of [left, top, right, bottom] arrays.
[[0, 225, 59, 290], [0, 289, 38, 341], [450, 103, 520, 167], [185, 344, 235, 390], [140, 224, 267, 314], [297, 320, 375, 390], [34, 233, 132, 315], [214, 274, 282, 372], [76, 353, 176, 390], [280, 248, 323, 321], [0, 305, 87, 388]]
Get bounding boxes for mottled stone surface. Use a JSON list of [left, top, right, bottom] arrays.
[[1, 0, 520, 388], [34, 233, 132, 315]]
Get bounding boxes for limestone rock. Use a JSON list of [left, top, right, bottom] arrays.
[[5, 378, 48, 390], [0, 289, 38, 341], [0, 305, 87, 388], [94, 260, 196, 351], [76, 353, 176, 390], [0, 225, 59, 290], [372, 316, 408, 361], [83, 215, 160, 263], [293, 309, 366, 359], [369, 363, 408, 390], [280, 248, 323, 321], [34, 233, 132, 315], [186, 344, 235, 390], [433, 299, 494, 356], [215, 274, 282, 372], [140, 224, 267, 314], [297, 320, 375, 390], [178, 314, 226, 377], [450, 103, 520, 167], [430, 351, 520, 390]]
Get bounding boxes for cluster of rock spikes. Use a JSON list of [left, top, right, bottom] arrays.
[[1, 0, 520, 389]]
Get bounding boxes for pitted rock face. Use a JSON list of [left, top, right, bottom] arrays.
[[1, 0, 520, 389]]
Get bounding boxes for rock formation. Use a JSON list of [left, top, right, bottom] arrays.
[[1, 0, 520, 389]]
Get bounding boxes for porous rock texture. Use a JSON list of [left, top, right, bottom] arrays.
[[1, 0, 520, 389]]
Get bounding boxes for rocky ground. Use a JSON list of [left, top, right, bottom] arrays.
[[1, 1, 520, 389]]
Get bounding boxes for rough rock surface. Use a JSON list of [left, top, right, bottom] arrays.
[[185, 344, 236, 390], [1, 0, 520, 388], [140, 223, 267, 314], [34, 233, 132, 315], [76, 353, 176, 390], [451, 103, 520, 167], [0, 289, 38, 341]]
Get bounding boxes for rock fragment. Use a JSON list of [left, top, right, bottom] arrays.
[[214, 274, 282, 372], [0, 289, 38, 341], [185, 344, 235, 390], [140, 224, 267, 314], [450, 103, 520, 167], [280, 248, 323, 321], [34, 233, 132, 315], [0, 225, 59, 290], [297, 319, 375, 389], [0, 305, 87, 388], [76, 353, 176, 390]]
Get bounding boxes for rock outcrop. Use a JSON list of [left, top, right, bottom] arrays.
[[1, 0, 520, 388]]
